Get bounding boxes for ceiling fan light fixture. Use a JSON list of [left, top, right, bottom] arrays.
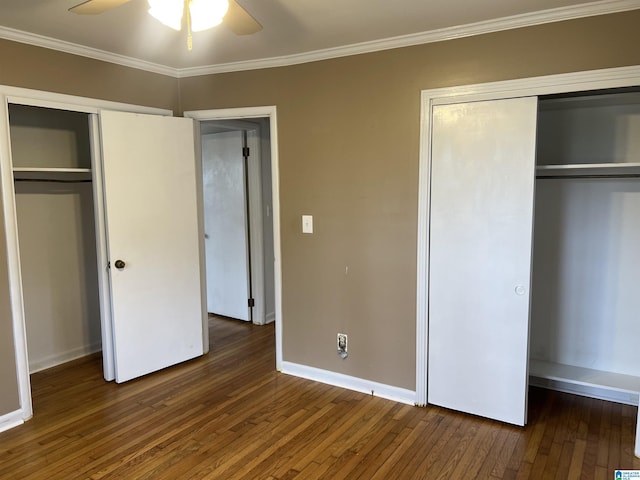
[[148, 0, 184, 31], [189, 0, 229, 32]]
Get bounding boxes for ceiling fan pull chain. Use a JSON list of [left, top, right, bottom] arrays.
[[187, 0, 193, 51]]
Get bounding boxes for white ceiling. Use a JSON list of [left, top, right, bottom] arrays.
[[0, 0, 638, 76]]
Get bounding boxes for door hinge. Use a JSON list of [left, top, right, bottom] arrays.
[[248, 298, 255, 308], [242, 146, 250, 157]]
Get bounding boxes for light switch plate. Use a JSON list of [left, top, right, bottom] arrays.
[[302, 215, 313, 234]]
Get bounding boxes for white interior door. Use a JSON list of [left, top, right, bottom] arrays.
[[202, 130, 251, 321], [427, 97, 538, 425], [100, 111, 205, 383]]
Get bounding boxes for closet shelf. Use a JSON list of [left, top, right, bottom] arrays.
[[13, 168, 92, 182], [536, 163, 640, 177], [529, 359, 640, 400]]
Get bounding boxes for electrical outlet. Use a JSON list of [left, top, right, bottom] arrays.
[[337, 333, 348, 359]]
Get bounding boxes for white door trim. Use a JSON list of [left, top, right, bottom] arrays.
[[0, 97, 31, 422], [88, 113, 115, 381], [417, 65, 640, 406], [184, 106, 283, 371], [0, 84, 173, 422]]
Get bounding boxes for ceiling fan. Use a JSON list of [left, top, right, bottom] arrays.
[[69, 0, 262, 48]]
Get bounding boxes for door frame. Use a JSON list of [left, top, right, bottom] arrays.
[[416, 65, 640, 406], [184, 106, 283, 371], [0, 84, 172, 426]]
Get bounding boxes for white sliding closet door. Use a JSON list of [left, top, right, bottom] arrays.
[[100, 111, 205, 383], [428, 97, 538, 425]]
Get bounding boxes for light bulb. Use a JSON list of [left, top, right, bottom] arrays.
[[189, 0, 229, 32], [148, 0, 184, 31]]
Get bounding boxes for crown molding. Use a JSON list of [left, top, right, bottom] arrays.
[[179, 0, 640, 77], [0, 25, 178, 77], [1, 0, 639, 79]]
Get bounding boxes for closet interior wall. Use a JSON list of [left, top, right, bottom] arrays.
[[9, 104, 101, 374], [530, 89, 640, 405]]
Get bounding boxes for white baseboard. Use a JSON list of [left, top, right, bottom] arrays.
[[29, 343, 102, 374], [281, 361, 416, 405], [265, 312, 275, 324], [0, 409, 26, 433]]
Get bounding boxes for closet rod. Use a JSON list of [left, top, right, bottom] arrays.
[[536, 174, 640, 180], [14, 178, 92, 183]]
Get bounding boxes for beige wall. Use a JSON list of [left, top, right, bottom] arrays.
[[0, 39, 180, 112], [0, 11, 639, 415], [179, 11, 640, 390]]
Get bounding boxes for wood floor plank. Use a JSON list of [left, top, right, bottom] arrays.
[[488, 429, 522, 478], [529, 451, 548, 479], [597, 400, 613, 468], [473, 426, 511, 478], [399, 412, 464, 478], [352, 406, 425, 480], [310, 402, 405, 479], [448, 421, 501, 478], [369, 412, 442, 479], [567, 438, 587, 480], [0, 315, 638, 479]]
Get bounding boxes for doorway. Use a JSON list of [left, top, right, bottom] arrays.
[[199, 119, 275, 325], [185, 106, 282, 369]]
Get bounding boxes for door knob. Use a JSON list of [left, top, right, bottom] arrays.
[[114, 260, 126, 269]]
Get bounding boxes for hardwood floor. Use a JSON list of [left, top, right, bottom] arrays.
[[1, 316, 638, 479]]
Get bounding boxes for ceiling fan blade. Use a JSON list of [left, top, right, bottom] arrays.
[[69, 0, 132, 15], [224, 0, 262, 35]]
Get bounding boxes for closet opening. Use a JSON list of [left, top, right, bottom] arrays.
[[529, 86, 640, 406], [8, 104, 102, 387]]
